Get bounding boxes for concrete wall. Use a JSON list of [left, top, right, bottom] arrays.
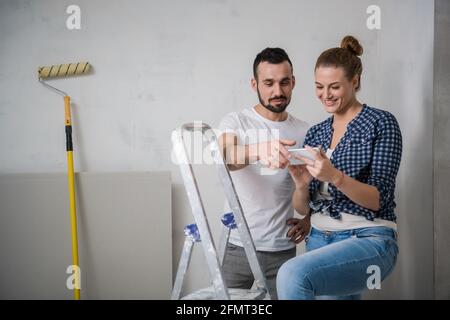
[[0, 0, 436, 299], [434, 0, 450, 300], [0, 172, 172, 299]]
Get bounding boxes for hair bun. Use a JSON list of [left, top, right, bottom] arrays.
[[340, 35, 363, 56]]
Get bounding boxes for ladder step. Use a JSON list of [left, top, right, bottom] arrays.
[[181, 287, 268, 300]]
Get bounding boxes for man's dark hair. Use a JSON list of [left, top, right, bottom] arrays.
[[253, 47, 293, 79]]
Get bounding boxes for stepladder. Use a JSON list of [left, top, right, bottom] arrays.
[[171, 122, 270, 300]]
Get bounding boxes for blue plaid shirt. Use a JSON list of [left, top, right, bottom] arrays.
[[304, 104, 402, 222]]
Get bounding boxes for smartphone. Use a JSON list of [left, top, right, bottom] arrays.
[[288, 147, 320, 165]]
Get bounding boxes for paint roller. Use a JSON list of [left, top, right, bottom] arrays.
[[38, 61, 91, 300], [38, 62, 90, 79]]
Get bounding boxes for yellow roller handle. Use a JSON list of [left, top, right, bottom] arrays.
[[38, 62, 90, 79], [67, 151, 80, 300], [65, 96, 80, 300]]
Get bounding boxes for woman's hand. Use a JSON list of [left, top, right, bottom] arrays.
[[287, 164, 313, 189], [297, 146, 342, 184]]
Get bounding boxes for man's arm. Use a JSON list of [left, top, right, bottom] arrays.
[[219, 133, 258, 171], [219, 133, 296, 171]]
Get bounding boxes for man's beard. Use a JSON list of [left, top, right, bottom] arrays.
[[257, 86, 290, 114]]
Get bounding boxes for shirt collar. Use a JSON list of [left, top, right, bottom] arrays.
[[328, 104, 368, 133], [322, 104, 368, 150], [346, 104, 368, 135]]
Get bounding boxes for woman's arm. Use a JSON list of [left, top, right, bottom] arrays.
[[300, 111, 403, 213], [292, 186, 311, 216], [288, 165, 312, 216], [300, 146, 381, 212], [333, 113, 403, 212], [366, 114, 403, 211], [329, 170, 380, 211]]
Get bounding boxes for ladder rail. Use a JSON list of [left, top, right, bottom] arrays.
[[171, 237, 195, 300], [203, 126, 270, 296], [218, 227, 230, 266], [172, 126, 229, 299], [171, 122, 270, 300]]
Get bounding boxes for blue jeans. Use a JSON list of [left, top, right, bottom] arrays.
[[276, 226, 398, 300]]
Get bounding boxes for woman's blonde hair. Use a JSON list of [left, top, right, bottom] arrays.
[[315, 35, 364, 91]]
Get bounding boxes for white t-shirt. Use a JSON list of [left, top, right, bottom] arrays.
[[219, 107, 309, 251]]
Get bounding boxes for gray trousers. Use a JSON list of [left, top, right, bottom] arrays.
[[221, 243, 296, 300]]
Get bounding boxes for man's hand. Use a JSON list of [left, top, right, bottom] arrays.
[[286, 215, 311, 244], [258, 139, 296, 170], [219, 134, 296, 171]]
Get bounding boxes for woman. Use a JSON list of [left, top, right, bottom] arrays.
[[276, 36, 402, 300]]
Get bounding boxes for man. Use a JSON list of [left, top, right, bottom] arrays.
[[218, 48, 311, 299]]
